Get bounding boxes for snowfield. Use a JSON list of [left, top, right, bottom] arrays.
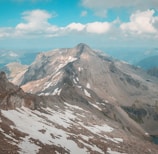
[[0, 103, 126, 154]]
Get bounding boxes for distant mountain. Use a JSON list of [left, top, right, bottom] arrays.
[[147, 67, 158, 78], [0, 50, 37, 68], [1, 44, 158, 154], [104, 47, 158, 65], [0, 50, 20, 67], [20, 52, 38, 65], [0, 62, 28, 82], [137, 55, 158, 70]]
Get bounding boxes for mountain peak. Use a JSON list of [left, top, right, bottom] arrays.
[[74, 43, 93, 58], [75, 43, 91, 50]]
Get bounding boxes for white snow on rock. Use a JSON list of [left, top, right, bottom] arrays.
[[78, 139, 104, 154], [64, 102, 85, 111], [68, 56, 77, 62], [1, 105, 124, 154], [78, 122, 113, 135], [84, 89, 91, 97], [42, 81, 52, 91], [44, 92, 50, 96], [86, 83, 91, 89], [19, 136, 40, 154], [91, 103, 102, 111], [113, 138, 124, 143], [52, 88, 62, 95], [73, 78, 77, 84], [1, 107, 88, 154], [78, 67, 83, 72], [107, 148, 126, 154], [85, 124, 113, 133], [76, 77, 79, 82], [105, 136, 124, 144]]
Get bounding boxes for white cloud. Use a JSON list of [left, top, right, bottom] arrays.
[[67, 23, 85, 31], [81, 0, 158, 17], [81, 0, 158, 10], [0, 9, 112, 39], [15, 10, 59, 37], [0, 9, 158, 40], [81, 11, 88, 17], [120, 10, 158, 34], [0, 28, 14, 38], [86, 22, 111, 34], [66, 22, 112, 34]]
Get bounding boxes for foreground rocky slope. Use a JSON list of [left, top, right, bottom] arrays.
[[1, 44, 158, 154]]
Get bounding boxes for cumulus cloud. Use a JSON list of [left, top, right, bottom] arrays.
[[0, 28, 14, 38], [66, 22, 112, 34], [0, 9, 158, 40], [120, 10, 158, 34], [0, 9, 113, 38], [81, 0, 158, 17], [67, 23, 85, 31], [86, 22, 111, 34], [15, 10, 59, 36]]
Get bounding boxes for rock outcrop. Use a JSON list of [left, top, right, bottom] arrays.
[[0, 71, 38, 110]]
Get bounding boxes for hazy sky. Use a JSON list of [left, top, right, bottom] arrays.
[[0, 0, 158, 51]]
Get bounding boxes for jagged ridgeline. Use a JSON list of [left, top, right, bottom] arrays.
[[0, 44, 158, 154]]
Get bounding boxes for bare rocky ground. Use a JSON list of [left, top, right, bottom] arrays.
[[0, 44, 158, 154]]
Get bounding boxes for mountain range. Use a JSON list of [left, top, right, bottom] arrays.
[[0, 43, 158, 154]]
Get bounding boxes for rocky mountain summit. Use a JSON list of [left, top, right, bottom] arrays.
[[0, 43, 158, 154]]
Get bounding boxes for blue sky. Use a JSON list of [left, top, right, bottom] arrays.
[[0, 0, 158, 52]]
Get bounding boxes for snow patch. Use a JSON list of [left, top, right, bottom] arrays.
[[107, 148, 126, 154], [64, 102, 85, 111], [77, 85, 82, 89], [42, 81, 52, 91], [86, 83, 91, 89], [84, 89, 91, 97], [44, 92, 50, 96], [91, 103, 102, 111], [73, 78, 77, 84], [105, 136, 124, 144], [68, 56, 77, 62], [85, 124, 113, 133], [76, 77, 79, 82], [78, 122, 113, 134], [19, 136, 40, 154], [1, 107, 88, 154], [145, 132, 149, 136], [78, 139, 104, 153], [52, 88, 62, 95], [78, 67, 82, 72]]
